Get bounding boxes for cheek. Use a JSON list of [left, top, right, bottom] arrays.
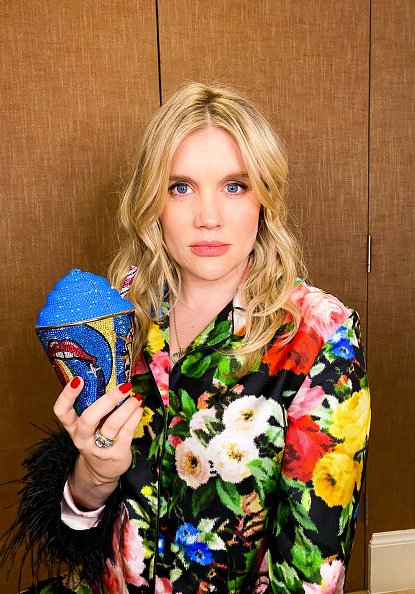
[[159, 209, 176, 241], [238, 206, 260, 238], [160, 211, 186, 258]]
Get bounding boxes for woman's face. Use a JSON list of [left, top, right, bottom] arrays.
[[160, 126, 261, 288]]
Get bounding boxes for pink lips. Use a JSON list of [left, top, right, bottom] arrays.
[[190, 241, 230, 257]]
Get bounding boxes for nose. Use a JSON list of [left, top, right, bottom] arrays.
[[194, 191, 224, 229]]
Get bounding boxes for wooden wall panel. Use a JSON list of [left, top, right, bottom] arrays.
[[158, 0, 369, 318], [0, 2, 159, 592], [158, 1, 369, 588], [367, 0, 415, 537]]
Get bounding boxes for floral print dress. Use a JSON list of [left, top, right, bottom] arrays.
[[26, 281, 370, 594], [96, 280, 370, 594]]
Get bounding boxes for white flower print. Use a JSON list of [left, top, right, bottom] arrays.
[[176, 436, 211, 489], [223, 395, 272, 437], [189, 408, 217, 435], [207, 430, 259, 483]]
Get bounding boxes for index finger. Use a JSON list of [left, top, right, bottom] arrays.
[[53, 376, 84, 426], [75, 382, 133, 438]]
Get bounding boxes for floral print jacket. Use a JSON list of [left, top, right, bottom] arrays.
[[22, 281, 370, 594], [98, 280, 370, 594]]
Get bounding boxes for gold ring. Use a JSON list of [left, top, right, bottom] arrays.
[[94, 428, 118, 448]]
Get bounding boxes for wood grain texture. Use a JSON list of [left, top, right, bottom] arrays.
[[0, 2, 159, 592], [158, 0, 370, 318], [366, 0, 415, 537], [158, 1, 369, 588]]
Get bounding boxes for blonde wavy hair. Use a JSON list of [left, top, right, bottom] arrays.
[[108, 82, 306, 370]]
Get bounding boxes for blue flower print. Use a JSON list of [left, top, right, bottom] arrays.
[[175, 522, 199, 547], [158, 533, 165, 554], [187, 542, 214, 565], [329, 325, 348, 343], [331, 338, 354, 360]]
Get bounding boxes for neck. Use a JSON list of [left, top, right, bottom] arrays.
[[178, 262, 249, 312]]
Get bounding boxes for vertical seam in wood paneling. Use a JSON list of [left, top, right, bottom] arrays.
[[155, 0, 163, 106], [365, 0, 373, 588]]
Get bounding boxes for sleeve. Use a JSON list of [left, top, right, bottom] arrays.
[[266, 311, 370, 592], [0, 428, 124, 592], [61, 481, 105, 529]]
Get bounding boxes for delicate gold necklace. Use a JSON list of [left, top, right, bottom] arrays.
[[171, 306, 186, 364]]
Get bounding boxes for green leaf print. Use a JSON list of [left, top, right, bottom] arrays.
[[148, 431, 163, 459], [270, 560, 302, 592], [204, 531, 226, 551], [248, 458, 278, 504], [168, 474, 187, 512], [75, 585, 92, 594], [180, 388, 196, 420], [181, 350, 213, 378], [281, 475, 307, 493], [228, 550, 258, 592], [217, 355, 232, 377], [309, 361, 326, 378], [132, 371, 155, 397], [274, 500, 290, 536], [168, 422, 190, 438], [216, 479, 244, 516], [206, 320, 232, 345], [301, 489, 311, 512], [339, 499, 353, 535], [291, 526, 323, 581], [291, 499, 318, 533], [215, 353, 244, 385], [192, 481, 215, 517], [169, 390, 181, 415]]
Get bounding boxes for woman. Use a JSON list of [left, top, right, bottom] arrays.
[[2, 83, 370, 593]]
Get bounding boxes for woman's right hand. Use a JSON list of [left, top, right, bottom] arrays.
[[53, 376, 143, 510]]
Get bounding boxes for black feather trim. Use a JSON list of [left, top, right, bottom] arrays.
[[0, 427, 123, 593]]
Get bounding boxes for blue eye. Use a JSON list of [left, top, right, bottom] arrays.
[[226, 182, 246, 194], [169, 182, 189, 195]]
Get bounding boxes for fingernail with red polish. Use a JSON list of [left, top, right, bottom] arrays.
[[119, 382, 132, 394], [70, 376, 81, 389], [133, 393, 142, 403]]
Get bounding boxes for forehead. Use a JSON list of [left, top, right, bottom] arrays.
[[170, 126, 246, 174]]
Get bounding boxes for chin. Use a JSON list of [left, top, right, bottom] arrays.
[[191, 263, 245, 283]]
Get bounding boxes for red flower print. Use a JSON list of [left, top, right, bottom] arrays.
[[263, 324, 323, 376], [197, 391, 212, 409], [288, 377, 326, 419], [168, 415, 184, 447], [131, 351, 149, 376], [122, 514, 147, 586], [283, 415, 334, 482], [170, 415, 183, 427], [149, 350, 170, 406], [198, 581, 214, 594], [291, 284, 349, 344], [155, 576, 173, 593], [168, 434, 183, 447], [103, 503, 148, 592], [104, 559, 128, 594]]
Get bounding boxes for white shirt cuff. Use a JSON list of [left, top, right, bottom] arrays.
[[61, 481, 105, 530]]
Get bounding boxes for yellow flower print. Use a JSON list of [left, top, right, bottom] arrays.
[[354, 459, 363, 491], [133, 407, 154, 439], [330, 388, 370, 455], [141, 485, 152, 497], [146, 322, 165, 354], [313, 451, 355, 508]]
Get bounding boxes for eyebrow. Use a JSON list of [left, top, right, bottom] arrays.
[[168, 172, 251, 183]]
